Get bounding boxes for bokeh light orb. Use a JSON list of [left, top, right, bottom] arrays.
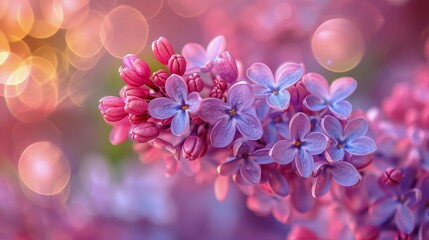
[[168, 0, 208, 18], [311, 18, 365, 72], [0, 0, 34, 42], [100, 5, 149, 58], [0, 30, 10, 64], [18, 141, 71, 195]]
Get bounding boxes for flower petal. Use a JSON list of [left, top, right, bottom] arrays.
[[303, 132, 327, 155], [290, 112, 311, 141], [210, 118, 236, 148], [246, 62, 275, 89], [330, 77, 357, 102], [198, 98, 227, 123], [214, 175, 230, 202], [295, 149, 314, 178], [171, 110, 189, 136], [240, 158, 261, 185], [312, 170, 332, 198], [148, 97, 180, 119], [404, 189, 422, 207], [251, 149, 273, 164], [270, 172, 290, 197], [233, 139, 255, 157], [302, 73, 330, 100], [325, 142, 345, 162], [275, 62, 304, 89], [165, 74, 188, 103], [181, 43, 206, 70], [346, 136, 377, 155], [395, 204, 415, 234], [218, 158, 241, 176], [109, 121, 129, 145], [227, 82, 254, 111], [304, 95, 326, 111], [329, 100, 352, 119], [270, 140, 296, 164], [321, 115, 343, 140], [180, 157, 201, 176], [266, 90, 291, 111], [291, 179, 314, 213], [344, 117, 368, 141], [370, 197, 397, 224], [236, 112, 263, 140], [252, 84, 271, 97], [330, 161, 361, 186], [273, 200, 290, 224], [186, 92, 201, 113], [206, 35, 226, 61]]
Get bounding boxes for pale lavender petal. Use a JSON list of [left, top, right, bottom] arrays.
[[148, 97, 180, 119], [303, 132, 327, 155], [344, 117, 368, 141], [346, 155, 372, 169], [312, 170, 332, 198], [240, 158, 261, 185], [270, 140, 296, 164], [304, 95, 326, 111], [290, 112, 311, 141], [270, 172, 289, 197], [171, 110, 189, 136], [346, 136, 377, 155], [236, 112, 263, 140], [321, 115, 343, 140], [263, 124, 278, 144], [206, 35, 226, 61], [330, 77, 357, 102], [272, 200, 290, 223], [329, 100, 352, 119], [165, 74, 188, 103], [181, 43, 206, 70], [291, 180, 314, 213], [198, 98, 227, 123], [210, 118, 236, 148], [395, 204, 415, 234], [275, 62, 304, 89], [330, 161, 361, 186], [227, 82, 255, 111], [246, 62, 275, 89], [295, 149, 314, 178], [251, 149, 273, 164], [252, 84, 271, 97], [233, 139, 254, 157], [186, 91, 201, 113], [218, 158, 241, 176], [371, 197, 397, 223], [266, 90, 291, 111], [325, 144, 345, 162], [421, 176, 429, 202], [404, 189, 422, 207], [302, 73, 330, 100]]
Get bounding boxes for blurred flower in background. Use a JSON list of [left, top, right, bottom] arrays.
[[1, 0, 429, 239]]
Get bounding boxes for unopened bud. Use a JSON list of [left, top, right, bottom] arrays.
[[152, 37, 175, 65], [130, 122, 160, 143], [382, 167, 402, 186], [99, 96, 127, 122], [182, 136, 204, 161], [168, 54, 186, 76], [125, 96, 148, 115], [186, 73, 204, 92], [123, 85, 150, 99], [215, 51, 238, 83], [152, 69, 169, 88], [119, 54, 151, 86], [129, 114, 150, 125]]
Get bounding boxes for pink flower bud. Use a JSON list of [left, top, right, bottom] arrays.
[[125, 96, 148, 115], [210, 79, 228, 99], [152, 69, 169, 88], [123, 85, 150, 99], [152, 37, 175, 65], [129, 114, 149, 125], [215, 51, 238, 83], [99, 96, 127, 122], [168, 54, 186, 76], [186, 73, 204, 92], [130, 122, 159, 143], [182, 136, 204, 161], [382, 167, 402, 186], [354, 225, 379, 240], [214, 78, 228, 91], [191, 115, 205, 125], [119, 54, 151, 86]]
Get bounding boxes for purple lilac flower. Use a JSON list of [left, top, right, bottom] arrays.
[[198, 82, 263, 148], [246, 62, 304, 111], [270, 112, 327, 178], [181, 35, 225, 73], [148, 74, 201, 136], [303, 73, 357, 119], [321, 115, 377, 162]]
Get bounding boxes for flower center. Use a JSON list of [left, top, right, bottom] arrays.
[[274, 115, 282, 123], [229, 108, 236, 116], [182, 105, 189, 111], [242, 153, 249, 158], [294, 140, 302, 148], [337, 143, 344, 149], [273, 90, 278, 95]]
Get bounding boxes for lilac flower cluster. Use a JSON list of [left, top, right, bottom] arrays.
[[99, 36, 377, 236]]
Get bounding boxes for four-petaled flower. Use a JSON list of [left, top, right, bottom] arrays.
[[321, 115, 377, 162], [148, 74, 201, 136], [247, 62, 304, 111], [303, 73, 357, 119], [181, 35, 225, 73], [270, 112, 328, 178], [198, 82, 263, 148]]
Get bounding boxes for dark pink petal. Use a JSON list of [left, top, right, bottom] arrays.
[[295, 149, 314, 178], [218, 158, 241, 176], [304, 95, 326, 111], [288, 226, 320, 240], [273, 199, 290, 223], [236, 112, 263, 140], [215, 51, 238, 83], [171, 111, 189, 136], [303, 132, 327, 155], [186, 92, 201, 113], [395, 204, 415, 234], [330, 161, 361, 186], [267, 90, 290, 111], [246, 62, 275, 89], [290, 112, 311, 140], [404, 189, 422, 207], [325, 144, 345, 162], [240, 159, 261, 185], [148, 97, 179, 119], [370, 197, 397, 223], [252, 149, 273, 164], [275, 62, 304, 89], [109, 122, 129, 145], [181, 43, 206, 70], [270, 140, 296, 164], [198, 98, 227, 123], [303, 73, 330, 100], [210, 118, 236, 148], [344, 117, 368, 141], [321, 115, 343, 140], [247, 194, 274, 215], [165, 74, 188, 103], [346, 136, 377, 155], [180, 157, 201, 177], [206, 35, 226, 61], [312, 170, 332, 198], [419, 222, 429, 240], [227, 82, 254, 111], [329, 100, 352, 119], [270, 172, 289, 197], [330, 77, 357, 102]]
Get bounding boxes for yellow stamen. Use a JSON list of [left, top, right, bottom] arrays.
[[338, 143, 344, 149], [229, 108, 236, 116], [182, 105, 189, 111], [273, 90, 278, 95], [294, 140, 301, 148]]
